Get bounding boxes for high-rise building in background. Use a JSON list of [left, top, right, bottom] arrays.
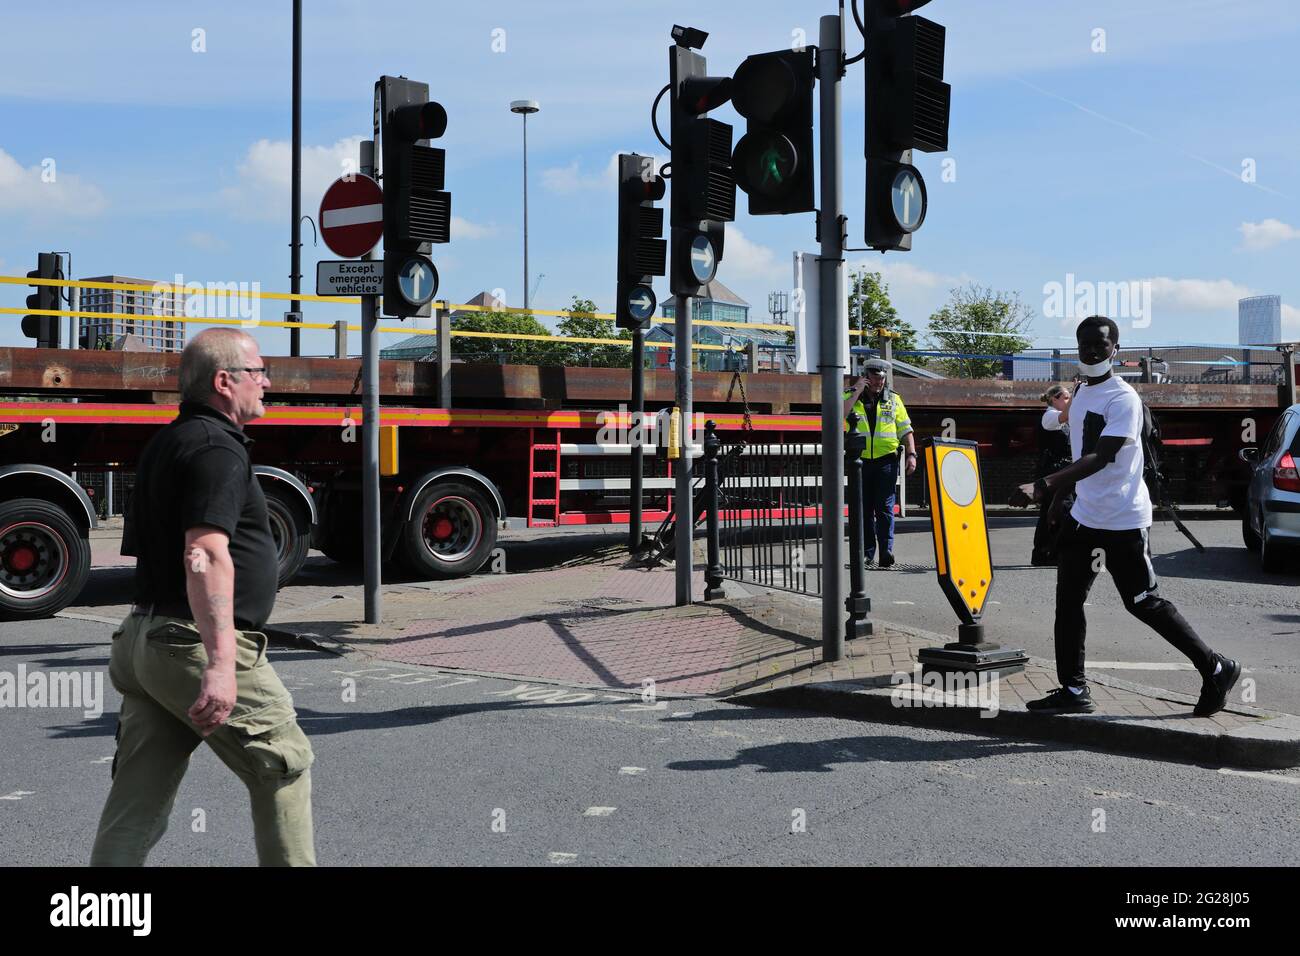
[[1238, 295, 1282, 345], [79, 276, 188, 352]]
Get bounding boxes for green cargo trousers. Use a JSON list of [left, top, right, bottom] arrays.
[[90, 611, 316, 867]]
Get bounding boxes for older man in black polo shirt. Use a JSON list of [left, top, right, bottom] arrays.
[[91, 328, 315, 867]]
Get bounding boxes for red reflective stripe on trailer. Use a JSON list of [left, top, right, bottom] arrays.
[[1160, 438, 1213, 446], [0, 401, 824, 433]]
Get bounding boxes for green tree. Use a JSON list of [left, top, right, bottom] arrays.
[[847, 268, 919, 353], [450, 310, 567, 366], [926, 284, 1034, 379], [556, 295, 632, 368]]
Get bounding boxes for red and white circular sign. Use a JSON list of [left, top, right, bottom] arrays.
[[319, 174, 384, 258]]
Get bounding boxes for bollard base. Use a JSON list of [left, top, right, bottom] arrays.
[[704, 583, 728, 601], [845, 617, 874, 641], [918, 644, 1028, 676]]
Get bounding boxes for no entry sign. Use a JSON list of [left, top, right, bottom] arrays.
[[319, 175, 384, 258]]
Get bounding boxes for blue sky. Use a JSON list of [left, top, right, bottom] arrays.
[[2, 0, 1298, 356]]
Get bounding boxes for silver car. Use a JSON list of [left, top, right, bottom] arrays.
[[1240, 404, 1300, 571]]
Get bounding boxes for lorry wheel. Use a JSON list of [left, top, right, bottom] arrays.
[[265, 488, 310, 587], [0, 498, 92, 621], [402, 481, 498, 579], [1242, 514, 1261, 552]]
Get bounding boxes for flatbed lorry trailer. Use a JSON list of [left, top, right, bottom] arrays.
[[0, 347, 1283, 620]]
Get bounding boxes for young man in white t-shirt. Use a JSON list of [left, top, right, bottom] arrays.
[[1010, 316, 1241, 716]]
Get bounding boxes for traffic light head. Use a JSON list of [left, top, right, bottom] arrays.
[[669, 42, 735, 297], [379, 75, 449, 318], [864, 6, 950, 250], [669, 45, 736, 231], [730, 49, 815, 215], [22, 252, 62, 348], [616, 154, 667, 330]]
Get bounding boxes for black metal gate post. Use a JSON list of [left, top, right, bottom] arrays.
[[703, 420, 726, 600], [844, 412, 872, 639]]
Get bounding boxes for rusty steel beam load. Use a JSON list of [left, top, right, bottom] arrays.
[[0, 348, 1281, 412]]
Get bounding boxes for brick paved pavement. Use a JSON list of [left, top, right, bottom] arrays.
[[269, 549, 1275, 734]]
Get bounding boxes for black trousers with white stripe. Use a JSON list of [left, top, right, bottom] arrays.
[[1054, 517, 1215, 689]]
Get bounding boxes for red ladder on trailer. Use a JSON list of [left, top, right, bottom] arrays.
[[527, 428, 561, 527]]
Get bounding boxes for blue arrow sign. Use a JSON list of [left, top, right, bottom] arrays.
[[397, 256, 438, 306]]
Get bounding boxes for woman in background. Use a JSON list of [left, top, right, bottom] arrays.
[[1032, 384, 1074, 566]]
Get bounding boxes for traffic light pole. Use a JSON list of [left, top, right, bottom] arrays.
[[289, 0, 302, 357], [674, 292, 693, 605], [360, 139, 382, 624], [630, 327, 645, 553], [818, 12, 846, 663]]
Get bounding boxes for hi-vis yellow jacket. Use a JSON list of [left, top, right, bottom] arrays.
[[843, 387, 913, 460]]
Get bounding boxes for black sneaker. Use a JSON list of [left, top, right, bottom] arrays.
[[1193, 655, 1241, 717], [1026, 686, 1096, 714], [879, 552, 896, 568]]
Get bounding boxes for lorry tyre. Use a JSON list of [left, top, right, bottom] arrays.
[[0, 498, 92, 621], [401, 481, 497, 579], [265, 487, 311, 587]]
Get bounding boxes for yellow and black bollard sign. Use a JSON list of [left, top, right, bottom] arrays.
[[918, 437, 1027, 676]]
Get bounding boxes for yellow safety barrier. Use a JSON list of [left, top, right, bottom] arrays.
[[917, 436, 1027, 677]]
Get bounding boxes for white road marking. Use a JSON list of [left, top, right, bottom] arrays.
[[583, 806, 617, 817], [548, 852, 578, 864], [1218, 769, 1300, 787], [670, 711, 691, 718], [92, 756, 114, 764], [893, 601, 915, 605], [619, 767, 645, 775], [0, 791, 36, 801], [622, 701, 667, 713]]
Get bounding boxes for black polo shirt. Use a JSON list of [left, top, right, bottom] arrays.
[[123, 401, 278, 631]]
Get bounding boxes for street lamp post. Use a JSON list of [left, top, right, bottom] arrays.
[[510, 99, 540, 310]]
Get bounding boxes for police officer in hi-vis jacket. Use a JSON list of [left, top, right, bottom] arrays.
[[842, 358, 916, 567]]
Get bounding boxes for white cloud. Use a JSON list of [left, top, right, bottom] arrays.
[[1284, 304, 1300, 335], [541, 152, 667, 194], [721, 227, 778, 281], [0, 147, 107, 217], [1146, 276, 1254, 312], [220, 136, 364, 223], [451, 216, 497, 240], [186, 231, 229, 252], [874, 261, 965, 293], [1239, 219, 1300, 251]]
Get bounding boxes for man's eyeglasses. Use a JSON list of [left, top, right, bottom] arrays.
[[226, 366, 269, 382]]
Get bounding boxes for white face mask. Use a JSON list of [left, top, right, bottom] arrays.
[[1077, 347, 1115, 377]]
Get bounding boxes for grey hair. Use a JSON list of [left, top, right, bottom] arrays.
[[179, 329, 255, 402]]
